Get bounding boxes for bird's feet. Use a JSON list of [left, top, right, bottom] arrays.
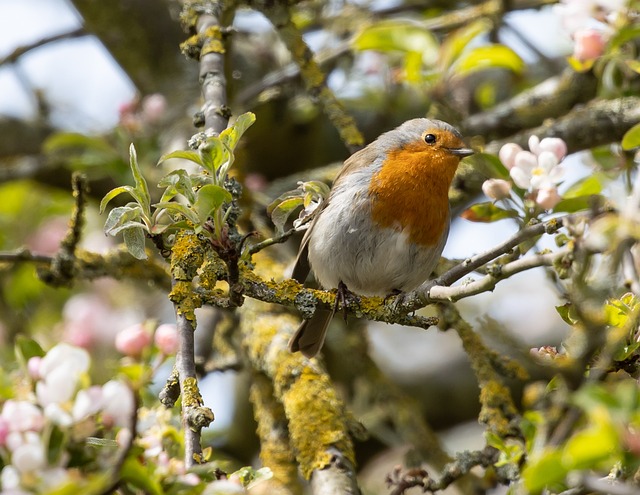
[[335, 281, 359, 321]]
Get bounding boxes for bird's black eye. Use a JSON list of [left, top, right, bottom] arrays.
[[424, 133, 437, 144]]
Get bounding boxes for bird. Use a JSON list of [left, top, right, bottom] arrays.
[[288, 118, 474, 358]]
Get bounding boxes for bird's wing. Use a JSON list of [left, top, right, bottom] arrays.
[[291, 145, 377, 283]]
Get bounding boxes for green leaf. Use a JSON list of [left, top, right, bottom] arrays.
[[614, 342, 640, 361], [121, 457, 163, 495], [622, 123, 640, 150], [219, 112, 257, 155], [439, 18, 492, 70], [158, 149, 204, 167], [522, 449, 567, 494], [270, 197, 304, 235], [609, 24, 640, 50], [563, 175, 604, 199], [128, 144, 150, 215], [43, 132, 114, 155], [562, 417, 618, 470], [100, 185, 136, 213], [626, 60, 640, 74], [14, 335, 45, 366], [104, 205, 143, 236], [158, 169, 196, 204], [106, 220, 150, 237], [46, 425, 67, 465], [452, 45, 524, 76], [194, 184, 233, 223], [553, 195, 603, 213], [556, 303, 578, 326], [353, 21, 440, 65], [123, 226, 148, 260], [467, 153, 510, 180], [153, 201, 200, 225], [461, 201, 517, 223]]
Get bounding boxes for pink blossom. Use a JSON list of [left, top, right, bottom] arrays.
[[101, 381, 135, 427], [72, 386, 104, 421], [154, 324, 179, 355], [498, 143, 523, 170], [36, 344, 90, 406], [482, 179, 512, 201], [1, 401, 44, 433], [0, 416, 9, 446], [115, 323, 152, 357], [27, 357, 42, 380], [536, 187, 563, 209], [507, 136, 567, 192], [573, 28, 607, 61], [11, 433, 45, 473], [141, 94, 167, 124]]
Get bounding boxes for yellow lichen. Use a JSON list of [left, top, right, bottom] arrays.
[[169, 280, 202, 322], [283, 368, 355, 479]]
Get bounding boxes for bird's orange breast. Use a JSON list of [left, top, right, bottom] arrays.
[[368, 143, 459, 246]]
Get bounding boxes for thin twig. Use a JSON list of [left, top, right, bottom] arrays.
[[0, 27, 86, 66]]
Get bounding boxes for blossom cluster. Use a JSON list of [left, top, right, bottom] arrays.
[[554, 0, 629, 62], [0, 344, 133, 493], [483, 135, 568, 210], [0, 337, 268, 494]]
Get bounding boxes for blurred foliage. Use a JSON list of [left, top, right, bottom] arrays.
[[1, 0, 640, 494]]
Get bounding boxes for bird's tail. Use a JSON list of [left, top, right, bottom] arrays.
[[288, 309, 333, 358]]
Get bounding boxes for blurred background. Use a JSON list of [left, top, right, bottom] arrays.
[[0, 0, 602, 492]]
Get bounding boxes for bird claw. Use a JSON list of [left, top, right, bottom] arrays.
[[336, 281, 359, 321]]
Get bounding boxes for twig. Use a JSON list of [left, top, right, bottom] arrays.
[[398, 215, 570, 313], [428, 248, 570, 302], [174, 0, 233, 467], [0, 27, 86, 66], [98, 385, 140, 495], [0, 250, 52, 264], [36, 172, 88, 287], [247, 227, 296, 255], [386, 446, 500, 495]]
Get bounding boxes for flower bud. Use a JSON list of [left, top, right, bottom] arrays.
[[573, 28, 606, 61], [535, 187, 562, 210], [115, 323, 152, 357], [498, 143, 523, 169], [482, 179, 512, 201], [154, 324, 179, 355]]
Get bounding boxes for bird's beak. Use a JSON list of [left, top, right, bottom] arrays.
[[447, 147, 475, 157]]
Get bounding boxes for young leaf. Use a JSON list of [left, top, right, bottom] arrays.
[[194, 184, 233, 223], [15, 335, 45, 365], [461, 202, 517, 223], [467, 153, 510, 180], [199, 136, 224, 175], [158, 149, 204, 167], [622, 122, 640, 150], [439, 18, 492, 70], [104, 205, 143, 236], [270, 197, 304, 235], [123, 226, 148, 260], [100, 185, 137, 213], [128, 144, 151, 216], [158, 169, 196, 204], [105, 220, 150, 237], [562, 175, 604, 199], [353, 20, 440, 65], [153, 201, 200, 225], [219, 112, 257, 152], [453, 45, 524, 76]]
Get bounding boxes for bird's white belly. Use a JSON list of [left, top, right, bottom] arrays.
[[307, 195, 446, 296]]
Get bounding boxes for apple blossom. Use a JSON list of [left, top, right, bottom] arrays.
[[1, 400, 44, 433], [536, 187, 563, 210], [154, 323, 179, 355], [115, 323, 152, 357], [101, 380, 135, 427], [573, 28, 607, 61], [482, 179, 512, 201], [498, 143, 523, 170]]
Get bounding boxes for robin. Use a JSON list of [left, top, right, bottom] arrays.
[[289, 118, 474, 358]]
